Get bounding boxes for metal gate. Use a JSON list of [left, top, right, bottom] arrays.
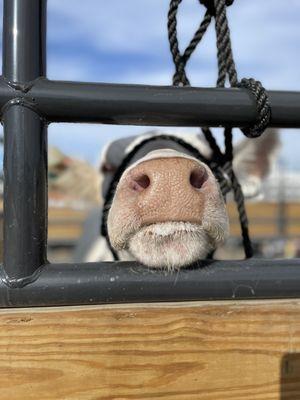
[[1, 0, 300, 307]]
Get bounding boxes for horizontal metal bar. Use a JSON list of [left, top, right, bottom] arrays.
[[1, 259, 300, 307], [27, 79, 258, 126], [29, 80, 300, 128], [1, 78, 300, 128]]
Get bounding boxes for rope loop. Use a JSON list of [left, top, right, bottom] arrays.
[[238, 78, 271, 138], [168, 0, 211, 85], [199, 0, 234, 16]]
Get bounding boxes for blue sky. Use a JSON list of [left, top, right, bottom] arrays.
[[1, 0, 300, 169]]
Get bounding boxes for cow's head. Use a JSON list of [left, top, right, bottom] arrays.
[[48, 146, 100, 206], [101, 129, 279, 269]]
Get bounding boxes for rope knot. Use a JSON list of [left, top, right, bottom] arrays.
[[199, 0, 234, 16], [238, 78, 271, 138]]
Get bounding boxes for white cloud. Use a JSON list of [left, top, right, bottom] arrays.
[[48, 0, 167, 53], [47, 57, 92, 81]]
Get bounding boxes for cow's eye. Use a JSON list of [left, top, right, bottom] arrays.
[[49, 171, 58, 180], [101, 162, 116, 173], [55, 161, 69, 172]]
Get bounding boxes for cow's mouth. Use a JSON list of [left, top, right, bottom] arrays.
[[127, 221, 214, 270]]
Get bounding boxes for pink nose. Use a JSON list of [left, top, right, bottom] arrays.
[[124, 157, 209, 225]]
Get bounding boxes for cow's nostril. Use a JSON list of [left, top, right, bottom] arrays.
[[190, 168, 208, 189], [131, 174, 150, 191]]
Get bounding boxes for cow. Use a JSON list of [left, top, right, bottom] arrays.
[[48, 146, 100, 207], [72, 129, 279, 270]]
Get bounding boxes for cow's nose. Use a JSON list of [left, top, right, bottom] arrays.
[[125, 157, 209, 225], [130, 173, 151, 192], [189, 167, 208, 189], [129, 164, 207, 192]]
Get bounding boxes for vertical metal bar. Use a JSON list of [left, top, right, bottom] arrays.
[[3, 108, 48, 279], [2, 0, 48, 279], [3, 0, 47, 83]]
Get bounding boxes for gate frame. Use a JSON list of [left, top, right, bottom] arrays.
[[1, 0, 300, 307]]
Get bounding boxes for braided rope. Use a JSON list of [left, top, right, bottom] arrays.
[[167, 0, 256, 258], [182, 12, 212, 65], [200, 0, 234, 16], [168, 0, 212, 85], [212, 0, 271, 136], [168, 0, 189, 85], [238, 78, 271, 138], [224, 163, 253, 258], [169, 0, 271, 135], [201, 127, 224, 160], [213, 0, 253, 256], [214, 0, 238, 87]]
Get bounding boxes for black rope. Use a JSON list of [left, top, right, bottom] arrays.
[[214, 0, 238, 87], [212, 0, 253, 257], [168, 0, 212, 86], [167, 0, 262, 258], [230, 171, 253, 258], [238, 78, 271, 138], [200, 0, 234, 16], [201, 127, 224, 161]]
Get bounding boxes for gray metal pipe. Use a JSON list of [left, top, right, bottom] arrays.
[[3, 106, 48, 279], [1, 259, 300, 307], [2, 0, 48, 279], [29, 79, 258, 127], [27, 79, 300, 128], [0, 78, 300, 128], [2, 0, 46, 83]]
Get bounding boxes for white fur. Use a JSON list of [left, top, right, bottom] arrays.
[[85, 236, 114, 262], [125, 148, 204, 173], [127, 222, 214, 270]]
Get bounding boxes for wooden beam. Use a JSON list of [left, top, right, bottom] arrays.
[[0, 300, 299, 399]]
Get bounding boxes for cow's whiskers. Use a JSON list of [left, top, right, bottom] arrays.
[[127, 222, 214, 270]]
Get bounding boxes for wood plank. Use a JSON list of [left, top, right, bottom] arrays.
[[230, 222, 300, 238], [228, 202, 300, 219], [48, 207, 88, 221], [230, 223, 280, 237], [227, 202, 280, 219], [0, 300, 300, 399], [48, 224, 83, 241]]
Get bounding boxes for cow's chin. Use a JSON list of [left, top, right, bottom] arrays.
[[127, 222, 218, 270]]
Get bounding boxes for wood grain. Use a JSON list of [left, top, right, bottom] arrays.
[[0, 300, 300, 399]]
